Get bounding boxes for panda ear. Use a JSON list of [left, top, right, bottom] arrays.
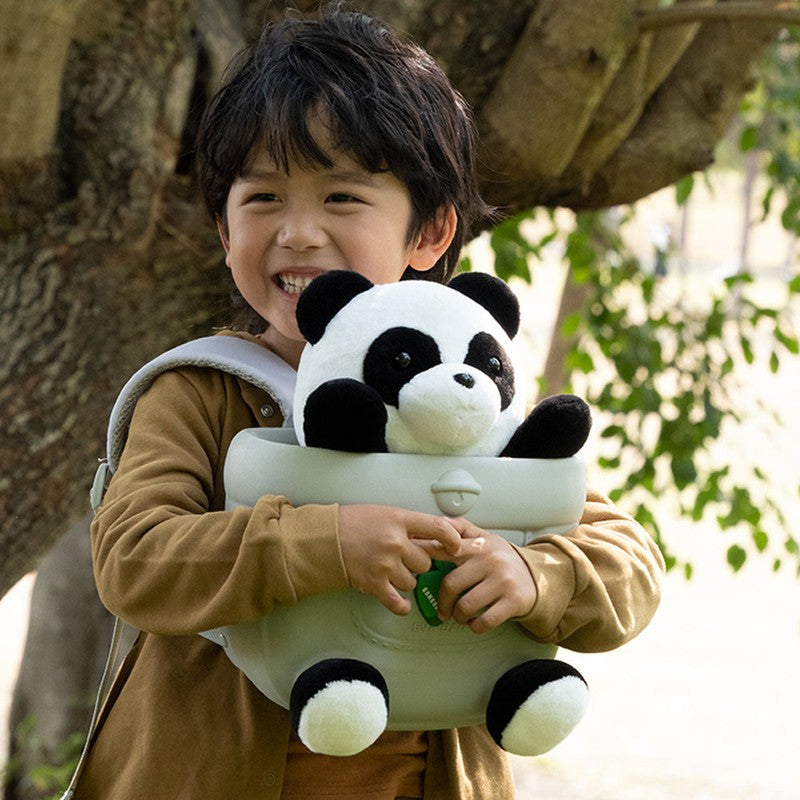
[[296, 271, 374, 344], [448, 272, 520, 339]]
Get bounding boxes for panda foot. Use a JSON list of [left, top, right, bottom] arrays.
[[486, 659, 589, 757], [290, 658, 389, 756]]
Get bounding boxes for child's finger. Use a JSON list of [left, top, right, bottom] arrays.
[[445, 516, 486, 540], [405, 513, 462, 555], [402, 545, 433, 577], [377, 582, 412, 616], [435, 558, 481, 621], [466, 600, 511, 634]]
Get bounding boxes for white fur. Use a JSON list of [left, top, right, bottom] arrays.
[[500, 676, 589, 757], [297, 679, 388, 756], [294, 281, 526, 453], [387, 365, 503, 454]]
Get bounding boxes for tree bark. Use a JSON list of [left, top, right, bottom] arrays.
[[0, 0, 230, 601], [0, 1, 95, 162]]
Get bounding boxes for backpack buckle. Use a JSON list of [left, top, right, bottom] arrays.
[[90, 459, 111, 512]]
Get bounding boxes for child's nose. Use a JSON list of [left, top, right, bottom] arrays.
[[276, 207, 327, 250]]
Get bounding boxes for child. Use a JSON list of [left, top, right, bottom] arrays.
[[79, 7, 664, 800]]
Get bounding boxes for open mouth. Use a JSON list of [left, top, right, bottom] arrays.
[[277, 274, 317, 295]]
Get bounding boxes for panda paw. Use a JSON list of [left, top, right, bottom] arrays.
[[290, 659, 389, 756], [501, 394, 591, 458], [303, 379, 388, 452], [486, 659, 589, 757]]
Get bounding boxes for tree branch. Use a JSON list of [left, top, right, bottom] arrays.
[[0, 0, 93, 161], [639, 1, 800, 30]]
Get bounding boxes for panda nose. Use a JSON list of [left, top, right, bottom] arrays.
[[453, 373, 475, 389]]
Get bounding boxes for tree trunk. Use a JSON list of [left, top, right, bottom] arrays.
[[4, 518, 136, 800], [541, 268, 594, 397], [739, 146, 760, 272]]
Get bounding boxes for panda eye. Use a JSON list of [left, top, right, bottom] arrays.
[[487, 356, 502, 374], [394, 352, 412, 369]]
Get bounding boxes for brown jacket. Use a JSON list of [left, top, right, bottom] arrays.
[[79, 333, 664, 799]]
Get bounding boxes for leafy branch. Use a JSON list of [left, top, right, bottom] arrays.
[[478, 206, 799, 578]]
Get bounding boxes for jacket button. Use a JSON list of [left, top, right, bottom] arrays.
[[260, 403, 274, 418], [263, 772, 277, 786]]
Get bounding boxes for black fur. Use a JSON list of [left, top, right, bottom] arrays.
[[303, 379, 389, 452], [464, 332, 515, 410], [296, 270, 373, 344], [501, 394, 591, 458], [448, 272, 520, 339], [290, 658, 390, 736], [363, 327, 442, 407], [485, 659, 588, 748]]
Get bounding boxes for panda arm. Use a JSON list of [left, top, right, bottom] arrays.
[[501, 394, 591, 458], [303, 379, 389, 453]]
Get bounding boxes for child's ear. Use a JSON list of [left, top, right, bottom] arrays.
[[217, 217, 232, 266], [408, 205, 458, 272]]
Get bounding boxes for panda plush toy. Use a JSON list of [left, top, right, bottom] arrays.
[[284, 269, 592, 757], [294, 270, 591, 460]]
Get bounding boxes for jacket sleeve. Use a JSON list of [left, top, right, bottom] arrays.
[[91, 368, 349, 636], [512, 490, 665, 652]]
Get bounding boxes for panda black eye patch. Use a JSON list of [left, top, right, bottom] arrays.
[[464, 332, 515, 410], [363, 327, 441, 407]]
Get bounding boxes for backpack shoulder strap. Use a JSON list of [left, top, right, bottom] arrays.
[[72, 335, 297, 799], [105, 335, 297, 474]]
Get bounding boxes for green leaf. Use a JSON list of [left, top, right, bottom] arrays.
[[726, 545, 747, 572], [740, 336, 755, 364], [775, 327, 799, 354], [740, 124, 759, 152], [675, 174, 695, 205], [753, 529, 769, 552], [600, 424, 626, 439], [781, 197, 800, 235], [561, 311, 583, 337], [489, 214, 536, 282], [565, 349, 595, 374], [724, 271, 754, 288], [671, 456, 697, 490]]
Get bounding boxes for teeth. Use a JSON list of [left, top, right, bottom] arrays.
[[279, 274, 316, 294]]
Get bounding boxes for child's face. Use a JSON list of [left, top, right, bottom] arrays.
[[219, 129, 454, 369]]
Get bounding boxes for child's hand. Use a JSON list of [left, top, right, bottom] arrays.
[[434, 519, 537, 634], [338, 505, 462, 617]]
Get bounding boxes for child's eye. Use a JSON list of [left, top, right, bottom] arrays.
[[247, 193, 279, 203], [326, 193, 360, 204]]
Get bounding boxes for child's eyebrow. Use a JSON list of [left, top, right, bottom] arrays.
[[237, 167, 381, 187], [237, 168, 282, 183]]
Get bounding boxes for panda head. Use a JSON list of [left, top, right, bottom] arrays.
[[293, 271, 528, 456]]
